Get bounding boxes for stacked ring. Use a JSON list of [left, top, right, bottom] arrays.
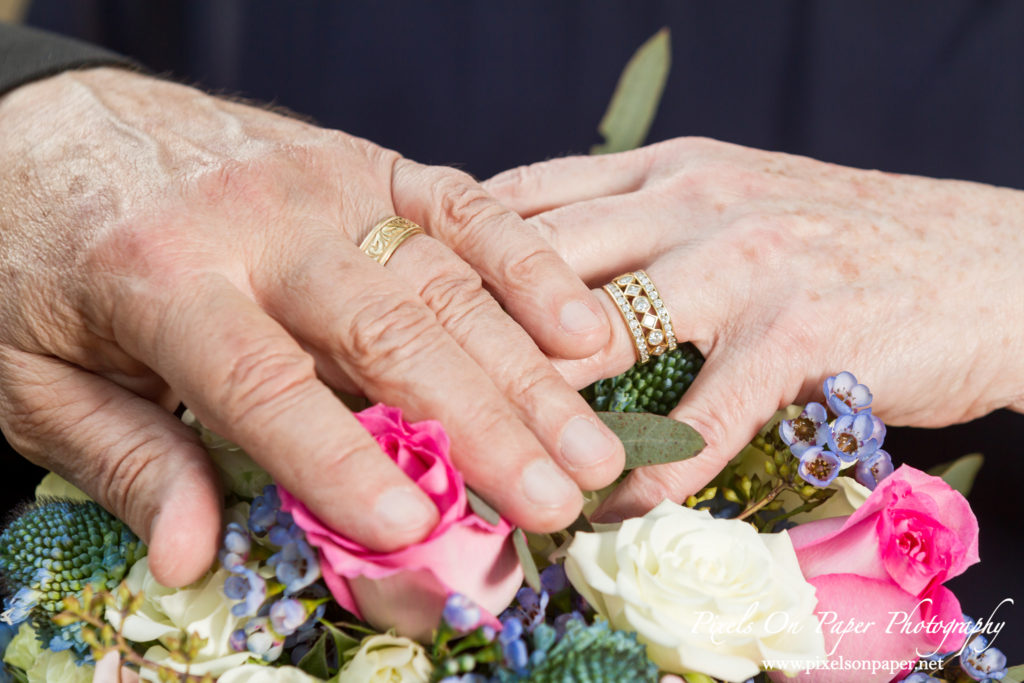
[[358, 216, 425, 266], [602, 270, 677, 364]]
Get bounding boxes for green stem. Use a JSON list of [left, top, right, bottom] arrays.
[[736, 481, 789, 522]]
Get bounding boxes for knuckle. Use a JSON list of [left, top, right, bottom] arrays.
[[99, 430, 165, 521], [417, 265, 490, 328], [506, 364, 563, 412], [498, 244, 552, 289], [342, 295, 440, 378], [428, 171, 507, 247], [216, 339, 317, 426]]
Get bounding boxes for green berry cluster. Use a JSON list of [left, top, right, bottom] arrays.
[[583, 344, 703, 416]]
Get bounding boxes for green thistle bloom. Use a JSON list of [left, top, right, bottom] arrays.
[[0, 499, 145, 657], [494, 620, 658, 683], [583, 343, 703, 415]]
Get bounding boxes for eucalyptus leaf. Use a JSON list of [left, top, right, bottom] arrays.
[[1005, 664, 1024, 683], [466, 487, 501, 526], [927, 453, 984, 497], [597, 411, 704, 469], [513, 528, 541, 593], [591, 27, 671, 155]]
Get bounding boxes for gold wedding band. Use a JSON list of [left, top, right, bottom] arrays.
[[602, 270, 677, 364], [358, 216, 425, 266]]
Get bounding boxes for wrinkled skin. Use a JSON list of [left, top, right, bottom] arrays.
[[486, 137, 1024, 520], [0, 68, 625, 586]]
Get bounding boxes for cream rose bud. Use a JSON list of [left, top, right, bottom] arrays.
[[564, 501, 826, 683], [336, 634, 433, 683]]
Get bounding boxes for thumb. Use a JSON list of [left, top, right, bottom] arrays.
[[0, 348, 221, 587], [593, 345, 787, 521]]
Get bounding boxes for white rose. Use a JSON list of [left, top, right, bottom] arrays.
[[564, 501, 826, 683], [3, 622, 42, 672], [26, 648, 93, 683], [216, 664, 321, 682], [336, 634, 432, 683], [109, 555, 254, 680], [1, 622, 93, 683]]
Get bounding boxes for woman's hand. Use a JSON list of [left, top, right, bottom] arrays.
[[486, 136, 1024, 520], [0, 68, 623, 586]]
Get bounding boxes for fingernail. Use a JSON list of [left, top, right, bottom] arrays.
[[521, 459, 578, 508], [560, 416, 617, 469], [559, 300, 602, 334], [374, 487, 436, 535]]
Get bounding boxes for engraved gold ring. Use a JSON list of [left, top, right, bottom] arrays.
[[358, 216, 425, 266]]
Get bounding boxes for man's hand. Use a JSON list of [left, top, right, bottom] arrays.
[[486, 137, 1024, 520], [0, 68, 623, 586]]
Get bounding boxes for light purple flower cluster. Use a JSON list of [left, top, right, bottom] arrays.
[[219, 484, 325, 663], [780, 372, 894, 489]]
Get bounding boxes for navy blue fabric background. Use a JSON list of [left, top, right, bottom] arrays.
[[4, 0, 1022, 654]]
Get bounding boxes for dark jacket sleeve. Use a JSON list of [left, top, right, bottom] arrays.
[[0, 21, 135, 96]]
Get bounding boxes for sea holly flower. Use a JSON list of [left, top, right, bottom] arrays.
[[1, 585, 41, 625], [855, 449, 894, 490], [779, 402, 830, 456], [827, 411, 885, 463], [824, 371, 872, 415], [797, 447, 842, 487]]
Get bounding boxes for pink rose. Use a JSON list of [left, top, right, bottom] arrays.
[[279, 404, 523, 641], [781, 465, 979, 683]]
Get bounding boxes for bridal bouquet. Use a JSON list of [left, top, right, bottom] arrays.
[[0, 353, 1018, 683], [0, 28, 1019, 683]]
